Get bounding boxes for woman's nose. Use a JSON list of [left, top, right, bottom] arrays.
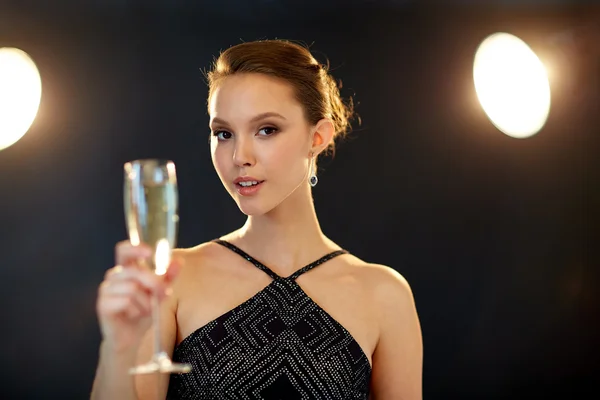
[[232, 137, 255, 167]]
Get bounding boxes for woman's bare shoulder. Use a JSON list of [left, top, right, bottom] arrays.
[[170, 240, 232, 279], [168, 241, 230, 297], [172, 232, 240, 263], [173, 240, 222, 261], [341, 253, 414, 302]]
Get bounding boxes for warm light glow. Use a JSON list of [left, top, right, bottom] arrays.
[[154, 238, 171, 276], [0, 47, 42, 150], [474, 33, 551, 139]]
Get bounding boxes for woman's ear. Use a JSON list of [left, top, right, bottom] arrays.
[[310, 118, 335, 155]]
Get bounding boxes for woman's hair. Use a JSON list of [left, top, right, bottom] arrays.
[[206, 39, 356, 155]]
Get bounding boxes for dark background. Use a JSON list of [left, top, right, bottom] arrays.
[[0, 0, 597, 398]]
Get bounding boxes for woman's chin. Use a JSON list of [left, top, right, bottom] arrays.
[[236, 200, 268, 216]]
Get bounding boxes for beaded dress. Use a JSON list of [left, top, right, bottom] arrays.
[[166, 240, 372, 399]]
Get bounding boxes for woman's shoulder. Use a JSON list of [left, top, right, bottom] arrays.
[[172, 240, 226, 269], [342, 253, 415, 306], [169, 241, 230, 299], [173, 239, 220, 256]]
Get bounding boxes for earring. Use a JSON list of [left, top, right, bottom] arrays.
[[309, 155, 318, 187]]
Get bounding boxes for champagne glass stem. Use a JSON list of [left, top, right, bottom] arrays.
[[152, 292, 164, 360]]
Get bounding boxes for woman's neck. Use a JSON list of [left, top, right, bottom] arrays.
[[231, 185, 335, 276]]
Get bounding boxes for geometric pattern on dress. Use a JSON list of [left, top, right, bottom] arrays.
[[166, 240, 371, 399]]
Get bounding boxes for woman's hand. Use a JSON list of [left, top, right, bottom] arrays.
[[96, 241, 181, 353]]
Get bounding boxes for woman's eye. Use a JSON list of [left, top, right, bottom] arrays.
[[257, 127, 278, 136], [214, 131, 232, 140]]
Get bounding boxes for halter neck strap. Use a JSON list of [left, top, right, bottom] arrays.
[[213, 240, 347, 280]]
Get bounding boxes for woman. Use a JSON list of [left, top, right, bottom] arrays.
[[91, 39, 423, 399]]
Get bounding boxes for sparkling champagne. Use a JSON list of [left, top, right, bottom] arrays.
[[123, 159, 191, 375], [124, 162, 178, 274]]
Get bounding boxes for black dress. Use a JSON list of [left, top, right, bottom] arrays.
[[167, 240, 372, 399]]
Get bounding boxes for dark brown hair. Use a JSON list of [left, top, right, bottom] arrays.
[[206, 39, 356, 154]]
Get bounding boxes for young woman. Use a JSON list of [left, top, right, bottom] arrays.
[[91, 39, 423, 399]]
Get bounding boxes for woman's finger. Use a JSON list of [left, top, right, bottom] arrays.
[[114, 240, 153, 266], [164, 257, 183, 284], [104, 265, 165, 294], [98, 279, 153, 316], [98, 293, 149, 319]]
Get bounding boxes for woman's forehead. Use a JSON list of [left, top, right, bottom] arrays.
[[209, 73, 302, 119]]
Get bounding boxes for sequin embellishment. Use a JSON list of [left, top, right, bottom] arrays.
[[167, 240, 371, 399]]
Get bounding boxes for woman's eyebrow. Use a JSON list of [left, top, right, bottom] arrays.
[[210, 112, 287, 128]]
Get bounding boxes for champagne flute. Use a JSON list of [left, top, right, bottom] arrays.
[[123, 159, 192, 375]]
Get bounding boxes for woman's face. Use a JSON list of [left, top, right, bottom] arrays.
[[209, 73, 314, 216]]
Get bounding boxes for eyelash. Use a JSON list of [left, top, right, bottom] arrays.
[[212, 126, 279, 141]]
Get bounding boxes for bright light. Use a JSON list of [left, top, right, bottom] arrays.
[[474, 33, 551, 139], [154, 239, 171, 276], [0, 47, 42, 151]]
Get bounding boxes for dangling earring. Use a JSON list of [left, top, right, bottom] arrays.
[[309, 154, 318, 187]]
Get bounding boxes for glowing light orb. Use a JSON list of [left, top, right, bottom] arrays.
[[474, 33, 551, 139], [0, 47, 42, 150]]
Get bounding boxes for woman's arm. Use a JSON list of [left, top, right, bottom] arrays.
[[369, 266, 423, 400], [91, 289, 178, 400], [90, 243, 183, 400]]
